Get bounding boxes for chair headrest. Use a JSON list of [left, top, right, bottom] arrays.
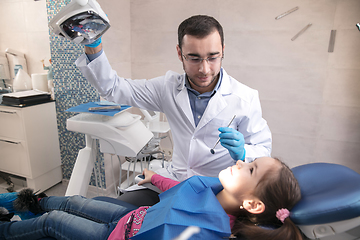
[[291, 163, 360, 225]]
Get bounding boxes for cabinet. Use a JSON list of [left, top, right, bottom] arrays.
[[0, 101, 62, 191]]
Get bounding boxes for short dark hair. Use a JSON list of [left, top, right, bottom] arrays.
[[177, 15, 224, 50]]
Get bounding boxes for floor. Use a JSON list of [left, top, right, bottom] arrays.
[[0, 177, 119, 199], [0, 177, 121, 222], [0, 164, 141, 198]]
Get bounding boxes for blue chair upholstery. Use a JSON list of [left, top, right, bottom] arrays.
[[291, 162, 360, 225]]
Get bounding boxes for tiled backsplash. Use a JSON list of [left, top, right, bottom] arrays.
[[46, 0, 105, 186]]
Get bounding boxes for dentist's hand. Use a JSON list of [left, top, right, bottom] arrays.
[[138, 168, 157, 186], [85, 37, 102, 48], [85, 37, 103, 55], [218, 127, 246, 161]]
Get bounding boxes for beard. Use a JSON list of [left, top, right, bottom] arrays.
[[182, 62, 221, 92]]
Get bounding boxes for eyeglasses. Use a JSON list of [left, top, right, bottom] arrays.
[[182, 53, 223, 65]]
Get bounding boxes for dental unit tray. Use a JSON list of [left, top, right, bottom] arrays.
[[67, 112, 153, 157], [65, 111, 154, 196], [66, 102, 130, 116], [48, 0, 110, 45]]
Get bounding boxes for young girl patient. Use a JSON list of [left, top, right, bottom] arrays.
[[0, 157, 302, 240]]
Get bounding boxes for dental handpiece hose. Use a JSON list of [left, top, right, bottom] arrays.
[[210, 115, 236, 154]]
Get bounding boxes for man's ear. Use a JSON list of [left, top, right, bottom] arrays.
[[176, 45, 183, 62], [242, 199, 265, 214]]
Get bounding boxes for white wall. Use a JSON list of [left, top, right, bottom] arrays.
[[101, 0, 360, 172], [0, 0, 51, 76], [2, 0, 359, 174], [97, 0, 132, 78]]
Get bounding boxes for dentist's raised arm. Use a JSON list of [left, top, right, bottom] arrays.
[[85, 37, 103, 55]]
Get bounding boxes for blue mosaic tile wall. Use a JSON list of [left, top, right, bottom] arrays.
[[46, 0, 105, 187]]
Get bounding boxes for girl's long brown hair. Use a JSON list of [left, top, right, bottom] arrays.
[[232, 158, 303, 240]]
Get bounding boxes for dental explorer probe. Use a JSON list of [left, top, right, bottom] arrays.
[[210, 115, 236, 154]]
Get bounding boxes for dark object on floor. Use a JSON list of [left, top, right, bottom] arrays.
[[13, 188, 47, 215], [0, 172, 15, 192]]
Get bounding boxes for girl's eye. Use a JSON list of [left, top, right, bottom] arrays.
[[250, 168, 254, 174]]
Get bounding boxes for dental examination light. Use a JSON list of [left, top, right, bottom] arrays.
[[49, 0, 110, 45]]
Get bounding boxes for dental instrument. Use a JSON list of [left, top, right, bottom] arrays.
[[134, 174, 145, 184], [210, 115, 236, 154], [291, 23, 312, 41], [88, 105, 122, 112], [275, 6, 299, 20], [48, 0, 110, 45]]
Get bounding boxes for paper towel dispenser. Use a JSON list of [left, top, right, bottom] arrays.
[[0, 52, 11, 93], [5, 48, 28, 83]]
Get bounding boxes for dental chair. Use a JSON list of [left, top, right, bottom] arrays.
[[93, 162, 360, 240], [36, 162, 360, 239], [291, 162, 360, 240]]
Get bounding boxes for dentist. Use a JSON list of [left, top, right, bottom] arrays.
[[75, 15, 272, 204]]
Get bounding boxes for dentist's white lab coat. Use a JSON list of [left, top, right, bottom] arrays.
[[76, 52, 272, 181]]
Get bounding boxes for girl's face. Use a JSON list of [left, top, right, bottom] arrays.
[[218, 157, 280, 202]]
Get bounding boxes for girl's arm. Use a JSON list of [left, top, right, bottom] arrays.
[[151, 174, 180, 192], [138, 169, 180, 192]]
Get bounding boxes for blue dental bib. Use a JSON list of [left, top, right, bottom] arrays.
[[131, 176, 232, 239]]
